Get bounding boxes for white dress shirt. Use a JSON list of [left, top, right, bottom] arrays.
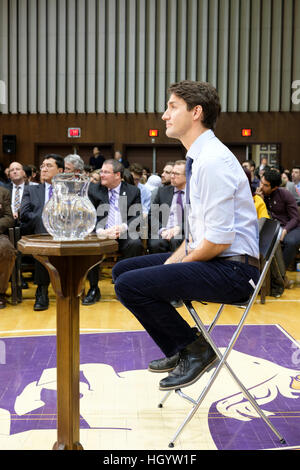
[[11, 182, 25, 213], [186, 129, 259, 258]]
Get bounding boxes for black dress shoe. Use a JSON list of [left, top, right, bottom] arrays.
[[0, 294, 7, 309], [34, 285, 49, 311], [159, 336, 218, 391], [148, 353, 180, 373], [82, 287, 101, 305], [21, 277, 29, 289]]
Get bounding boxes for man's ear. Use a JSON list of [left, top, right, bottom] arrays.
[[192, 105, 203, 121]]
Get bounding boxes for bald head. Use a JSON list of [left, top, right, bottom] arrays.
[[8, 162, 26, 185]]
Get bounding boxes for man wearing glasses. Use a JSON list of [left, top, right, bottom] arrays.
[[147, 160, 186, 254], [20, 154, 64, 311], [82, 159, 144, 305]]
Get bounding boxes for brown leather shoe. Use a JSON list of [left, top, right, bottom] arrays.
[[0, 294, 7, 309]]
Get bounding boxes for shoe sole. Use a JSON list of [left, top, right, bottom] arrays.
[[159, 357, 219, 391], [148, 365, 178, 373]]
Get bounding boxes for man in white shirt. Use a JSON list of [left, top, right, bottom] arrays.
[[112, 81, 260, 391], [7, 162, 26, 219]]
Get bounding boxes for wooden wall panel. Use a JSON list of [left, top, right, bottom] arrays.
[[0, 112, 299, 171]]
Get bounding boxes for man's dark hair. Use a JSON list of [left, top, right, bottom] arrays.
[[43, 153, 64, 170], [263, 169, 282, 189], [129, 163, 143, 176], [168, 80, 221, 130]]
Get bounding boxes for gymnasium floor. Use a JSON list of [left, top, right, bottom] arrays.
[[0, 268, 299, 451]]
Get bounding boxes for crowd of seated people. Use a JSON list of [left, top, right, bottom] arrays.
[[0, 155, 299, 310]]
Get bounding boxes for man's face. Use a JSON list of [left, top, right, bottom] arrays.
[[242, 162, 250, 171], [161, 165, 173, 184], [64, 161, 75, 173], [170, 164, 186, 190], [130, 172, 141, 187], [292, 168, 300, 184], [8, 162, 25, 185], [162, 93, 195, 140], [100, 163, 120, 189], [260, 176, 273, 196], [40, 158, 63, 184]]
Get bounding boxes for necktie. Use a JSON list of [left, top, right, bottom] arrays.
[[176, 190, 184, 227], [14, 185, 21, 213], [106, 189, 119, 228], [185, 157, 193, 205], [185, 157, 193, 254], [48, 185, 53, 200]]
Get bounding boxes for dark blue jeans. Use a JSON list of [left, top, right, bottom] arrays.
[[113, 253, 259, 358]]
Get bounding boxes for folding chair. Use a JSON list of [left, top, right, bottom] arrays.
[[159, 217, 286, 448]]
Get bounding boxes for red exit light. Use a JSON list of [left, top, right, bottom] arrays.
[[149, 129, 158, 137], [241, 128, 252, 137], [68, 127, 81, 138]]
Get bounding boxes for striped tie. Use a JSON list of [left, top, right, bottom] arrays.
[[14, 185, 21, 213], [106, 189, 119, 228]]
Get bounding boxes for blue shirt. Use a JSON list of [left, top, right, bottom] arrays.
[[138, 182, 151, 215], [186, 130, 259, 258]]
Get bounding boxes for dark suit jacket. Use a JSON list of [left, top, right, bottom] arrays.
[[148, 185, 177, 236], [20, 183, 47, 235], [0, 186, 14, 234], [88, 181, 142, 235]]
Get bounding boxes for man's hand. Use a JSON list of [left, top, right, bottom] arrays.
[[161, 226, 181, 241], [96, 225, 123, 240], [280, 228, 287, 242]]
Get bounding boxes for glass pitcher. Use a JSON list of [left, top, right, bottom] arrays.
[[42, 173, 97, 240]]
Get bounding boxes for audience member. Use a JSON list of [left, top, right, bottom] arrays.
[[129, 163, 152, 216], [114, 150, 129, 168], [142, 167, 151, 183], [244, 168, 288, 297], [257, 169, 300, 272], [64, 154, 85, 173], [242, 160, 260, 192], [145, 174, 162, 202], [20, 154, 64, 311], [6, 162, 27, 220], [147, 160, 186, 254], [0, 185, 16, 309], [281, 169, 300, 205], [82, 159, 144, 305], [89, 146, 105, 170], [291, 166, 300, 205], [90, 170, 102, 184], [160, 162, 175, 186]]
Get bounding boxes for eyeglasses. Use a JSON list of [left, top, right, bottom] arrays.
[[40, 163, 55, 170], [171, 172, 185, 176], [100, 170, 114, 175]]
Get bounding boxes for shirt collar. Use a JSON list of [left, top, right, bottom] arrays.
[[186, 129, 215, 161]]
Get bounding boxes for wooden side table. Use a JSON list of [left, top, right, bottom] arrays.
[[18, 234, 118, 450]]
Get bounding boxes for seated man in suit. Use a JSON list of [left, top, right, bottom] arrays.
[[148, 160, 186, 253], [20, 154, 64, 311], [82, 159, 144, 305], [6, 161, 27, 220], [0, 186, 16, 309]]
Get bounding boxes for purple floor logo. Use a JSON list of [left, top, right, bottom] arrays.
[[0, 326, 299, 450]]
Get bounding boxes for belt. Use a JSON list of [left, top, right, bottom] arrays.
[[220, 255, 260, 269]]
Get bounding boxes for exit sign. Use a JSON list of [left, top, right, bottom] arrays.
[[68, 127, 81, 138], [241, 128, 252, 137], [149, 129, 158, 137]]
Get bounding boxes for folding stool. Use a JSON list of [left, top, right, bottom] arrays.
[[159, 217, 286, 448]]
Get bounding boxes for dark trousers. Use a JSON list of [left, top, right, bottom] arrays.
[[87, 237, 144, 287], [34, 260, 50, 286], [113, 253, 260, 358], [281, 226, 300, 268], [148, 236, 183, 254]]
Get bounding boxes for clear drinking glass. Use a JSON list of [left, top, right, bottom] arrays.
[[42, 173, 97, 240]]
